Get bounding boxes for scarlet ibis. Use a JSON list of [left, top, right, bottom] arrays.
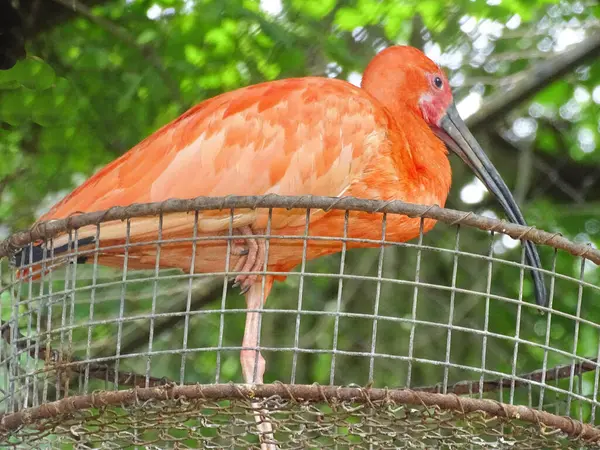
[[17, 46, 546, 390]]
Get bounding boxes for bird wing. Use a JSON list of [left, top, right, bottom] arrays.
[[39, 77, 389, 244]]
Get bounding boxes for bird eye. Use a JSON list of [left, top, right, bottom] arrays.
[[434, 76, 443, 89]]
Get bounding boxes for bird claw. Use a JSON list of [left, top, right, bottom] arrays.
[[233, 274, 257, 294], [230, 238, 250, 256], [240, 283, 252, 295], [231, 246, 249, 256], [229, 226, 266, 295]]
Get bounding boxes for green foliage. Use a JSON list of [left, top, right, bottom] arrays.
[[291, 0, 336, 19], [0, 58, 63, 127], [1, 0, 600, 435]]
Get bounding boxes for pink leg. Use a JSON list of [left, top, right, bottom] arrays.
[[241, 278, 277, 449], [240, 279, 272, 384]]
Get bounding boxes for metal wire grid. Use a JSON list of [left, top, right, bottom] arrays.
[[0, 195, 599, 447]]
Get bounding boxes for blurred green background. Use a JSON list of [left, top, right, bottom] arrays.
[[1, 0, 600, 427]]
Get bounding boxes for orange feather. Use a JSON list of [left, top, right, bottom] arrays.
[[28, 46, 452, 278], [17, 45, 548, 401]]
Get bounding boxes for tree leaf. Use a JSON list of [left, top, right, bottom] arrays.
[[184, 44, 207, 67], [204, 28, 236, 55], [5, 57, 55, 91], [384, 4, 412, 39], [291, 0, 336, 19], [137, 29, 159, 45], [534, 80, 572, 107], [335, 8, 366, 31]]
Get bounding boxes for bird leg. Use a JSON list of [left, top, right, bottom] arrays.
[[228, 226, 276, 447], [241, 279, 277, 450], [231, 225, 266, 294]]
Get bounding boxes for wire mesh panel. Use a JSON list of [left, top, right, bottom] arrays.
[[0, 195, 599, 448]]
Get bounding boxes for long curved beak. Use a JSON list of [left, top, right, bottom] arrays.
[[434, 103, 547, 307]]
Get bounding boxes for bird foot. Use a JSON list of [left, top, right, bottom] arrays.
[[230, 226, 266, 293]]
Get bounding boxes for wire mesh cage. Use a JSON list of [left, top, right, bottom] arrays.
[[0, 195, 599, 449]]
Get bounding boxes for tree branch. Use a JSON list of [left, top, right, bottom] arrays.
[[415, 357, 599, 396], [492, 131, 600, 203], [0, 322, 169, 389], [0, 168, 26, 199], [467, 32, 600, 130], [0, 277, 228, 393], [93, 277, 225, 359], [6, 312, 596, 399]]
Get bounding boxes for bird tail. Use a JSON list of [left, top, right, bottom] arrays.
[[11, 216, 151, 282], [11, 211, 258, 282]]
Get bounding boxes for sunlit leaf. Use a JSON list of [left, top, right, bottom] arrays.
[[184, 44, 207, 67], [204, 28, 236, 55], [535, 80, 572, 107], [137, 29, 159, 45], [384, 5, 413, 40], [5, 57, 55, 91], [0, 89, 34, 125], [335, 7, 365, 31], [291, 0, 336, 19]]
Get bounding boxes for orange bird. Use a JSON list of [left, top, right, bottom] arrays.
[[17, 46, 546, 388]]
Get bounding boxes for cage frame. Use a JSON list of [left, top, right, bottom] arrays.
[[1, 194, 600, 448]]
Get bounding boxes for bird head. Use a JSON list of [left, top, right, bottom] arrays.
[[362, 46, 547, 308]]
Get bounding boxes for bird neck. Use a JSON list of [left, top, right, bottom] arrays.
[[390, 110, 452, 207]]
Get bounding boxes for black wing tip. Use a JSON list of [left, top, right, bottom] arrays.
[[13, 236, 95, 267]]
